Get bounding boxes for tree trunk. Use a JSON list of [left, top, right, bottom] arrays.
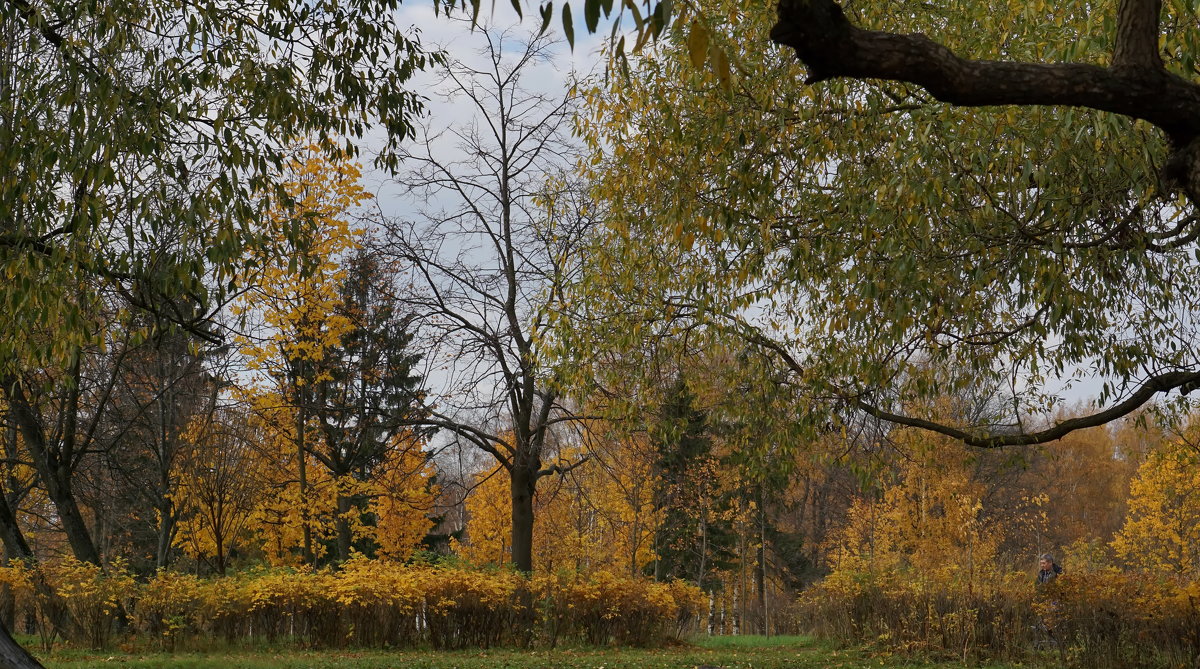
[[214, 526, 227, 575], [43, 471, 101, 566], [758, 502, 768, 636], [335, 492, 353, 563], [0, 621, 42, 669], [296, 404, 313, 565], [155, 502, 176, 570], [0, 431, 43, 667], [509, 465, 536, 573], [0, 492, 31, 565], [3, 378, 102, 566]]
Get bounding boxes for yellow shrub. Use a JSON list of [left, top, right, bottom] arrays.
[[423, 566, 523, 649], [3, 558, 706, 651], [135, 570, 204, 649], [534, 570, 703, 646], [331, 554, 423, 646], [41, 557, 134, 648]]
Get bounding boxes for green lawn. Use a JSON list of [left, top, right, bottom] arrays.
[[34, 636, 1025, 669]]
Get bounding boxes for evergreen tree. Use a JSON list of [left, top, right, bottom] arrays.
[[651, 378, 736, 590]]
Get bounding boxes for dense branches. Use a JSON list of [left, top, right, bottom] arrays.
[[762, 0, 1200, 441], [570, 0, 1200, 451], [383, 26, 590, 572]]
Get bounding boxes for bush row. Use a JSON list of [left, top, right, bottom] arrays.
[[795, 566, 1200, 668], [0, 555, 706, 650]]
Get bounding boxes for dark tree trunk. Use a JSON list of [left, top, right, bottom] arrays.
[[509, 465, 536, 573], [0, 491, 31, 564], [335, 493, 353, 563], [2, 378, 101, 565], [0, 620, 42, 669], [154, 502, 176, 570]]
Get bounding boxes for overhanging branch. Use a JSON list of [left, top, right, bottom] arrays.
[[856, 370, 1200, 448], [769, 0, 1200, 143]]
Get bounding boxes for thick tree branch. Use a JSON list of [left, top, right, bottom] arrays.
[[737, 320, 1200, 447], [857, 370, 1200, 448], [769, 0, 1200, 144], [1112, 0, 1163, 72]]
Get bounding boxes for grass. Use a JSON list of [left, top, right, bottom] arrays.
[[33, 635, 1027, 669]]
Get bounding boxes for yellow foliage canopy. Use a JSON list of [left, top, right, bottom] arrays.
[[1112, 436, 1200, 575]]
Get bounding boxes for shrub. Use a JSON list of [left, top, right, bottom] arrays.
[[423, 566, 523, 649], [533, 571, 705, 646], [796, 562, 1200, 667], [40, 557, 134, 649], [330, 555, 422, 647], [135, 570, 204, 650], [0, 559, 705, 651]]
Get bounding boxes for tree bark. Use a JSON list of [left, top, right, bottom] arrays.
[[154, 502, 176, 570], [0, 620, 43, 669], [509, 464, 536, 573], [296, 401, 314, 566], [0, 418, 31, 563], [0, 491, 31, 563], [2, 378, 101, 565], [335, 492, 352, 563], [1112, 0, 1163, 71]]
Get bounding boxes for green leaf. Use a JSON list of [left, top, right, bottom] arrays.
[[585, 0, 600, 34], [562, 2, 575, 50], [540, 1, 554, 36]]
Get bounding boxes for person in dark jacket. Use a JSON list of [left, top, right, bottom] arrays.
[[1033, 553, 1065, 657], [1037, 553, 1063, 585]]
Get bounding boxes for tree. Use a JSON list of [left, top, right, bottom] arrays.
[[651, 378, 735, 589], [308, 248, 429, 563], [763, 0, 1200, 443], [384, 26, 591, 573], [81, 326, 216, 572], [368, 438, 440, 561], [1112, 432, 1200, 575], [571, 0, 1200, 454], [1, 0, 432, 373], [452, 431, 657, 575], [235, 148, 367, 564], [0, 306, 186, 568], [236, 151, 429, 565], [174, 401, 265, 574]]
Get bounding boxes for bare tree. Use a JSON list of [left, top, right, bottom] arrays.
[[383, 25, 593, 573]]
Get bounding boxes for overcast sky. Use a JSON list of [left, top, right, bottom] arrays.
[[361, 4, 610, 219]]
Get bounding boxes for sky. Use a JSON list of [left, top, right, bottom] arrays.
[[361, 2, 610, 213]]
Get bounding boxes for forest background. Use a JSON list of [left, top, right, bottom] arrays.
[[2, 0, 1200, 667]]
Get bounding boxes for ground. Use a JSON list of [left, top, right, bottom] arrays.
[[33, 635, 1025, 669]]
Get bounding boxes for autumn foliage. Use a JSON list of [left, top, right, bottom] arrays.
[[784, 418, 1200, 667], [0, 557, 704, 651]]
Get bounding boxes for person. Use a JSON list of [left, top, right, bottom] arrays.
[[1036, 553, 1063, 585], [1032, 553, 1065, 658]]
